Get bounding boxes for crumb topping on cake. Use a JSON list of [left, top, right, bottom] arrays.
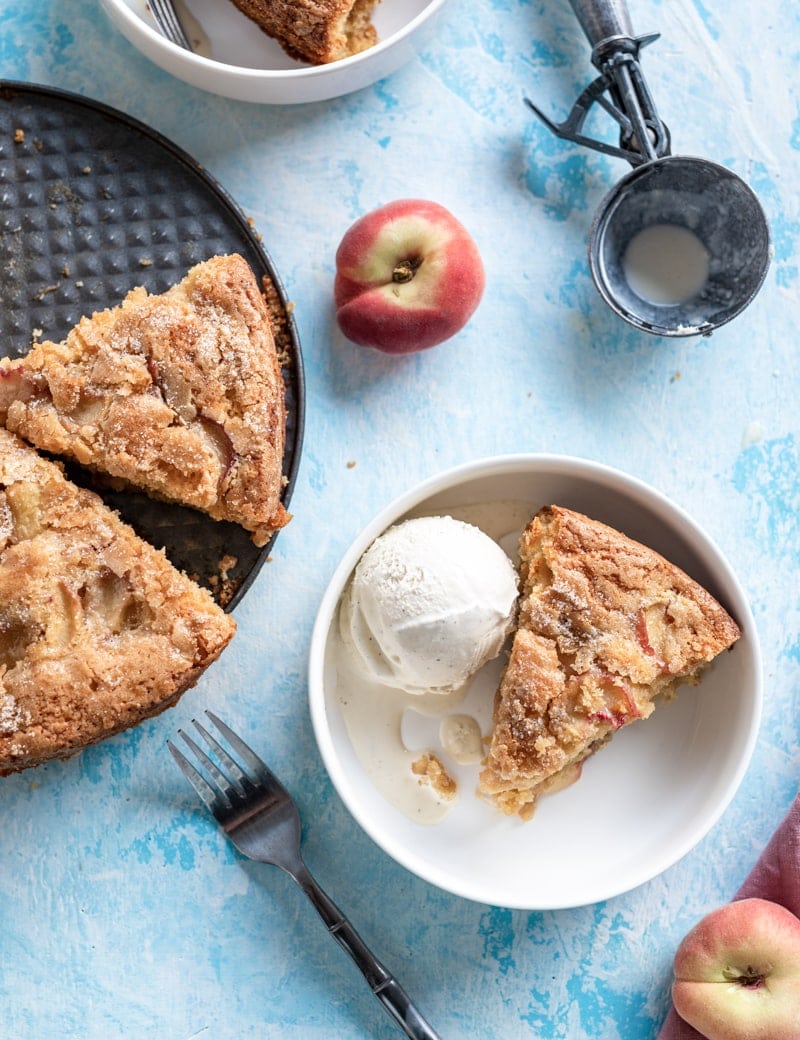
[[227, 0, 379, 64], [0, 429, 236, 774], [479, 505, 741, 820], [0, 254, 288, 547]]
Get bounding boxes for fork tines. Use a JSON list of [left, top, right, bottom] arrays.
[[149, 0, 193, 50], [167, 711, 275, 816]]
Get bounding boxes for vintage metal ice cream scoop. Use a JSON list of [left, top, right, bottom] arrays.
[[528, 0, 770, 336]]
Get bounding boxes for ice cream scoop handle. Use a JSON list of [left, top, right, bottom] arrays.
[[298, 867, 442, 1039], [568, 0, 634, 50]]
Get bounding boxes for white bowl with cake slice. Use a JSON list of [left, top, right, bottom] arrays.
[[101, 0, 450, 104], [308, 455, 762, 909]]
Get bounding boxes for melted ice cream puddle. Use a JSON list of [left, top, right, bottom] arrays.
[[332, 500, 531, 825], [623, 224, 710, 305]]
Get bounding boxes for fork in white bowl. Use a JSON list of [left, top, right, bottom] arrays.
[[168, 711, 442, 1040], [148, 0, 192, 49]]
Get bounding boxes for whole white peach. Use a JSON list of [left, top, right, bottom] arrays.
[[672, 897, 800, 1040], [334, 198, 485, 354]]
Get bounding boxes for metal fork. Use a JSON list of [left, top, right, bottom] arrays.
[[148, 0, 193, 50], [168, 712, 442, 1040]]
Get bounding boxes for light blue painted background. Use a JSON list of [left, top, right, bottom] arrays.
[[1, 1, 799, 1037]]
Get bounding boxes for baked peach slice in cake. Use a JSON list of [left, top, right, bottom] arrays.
[[0, 254, 288, 547], [479, 505, 741, 820], [0, 429, 236, 774]]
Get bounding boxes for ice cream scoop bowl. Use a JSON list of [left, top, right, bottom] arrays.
[[528, 0, 771, 336], [589, 156, 771, 336]]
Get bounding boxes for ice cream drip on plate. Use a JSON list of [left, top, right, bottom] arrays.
[[333, 504, 530, 824]]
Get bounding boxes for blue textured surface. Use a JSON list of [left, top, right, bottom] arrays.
[[1, 2, 799, 1037]]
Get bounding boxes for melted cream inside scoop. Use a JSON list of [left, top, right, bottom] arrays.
[[623, 224, 710, 305]]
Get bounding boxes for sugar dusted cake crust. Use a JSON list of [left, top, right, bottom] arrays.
[[228, 0, 379, 64], [479, 505, 741, 820], [0, 429, 236, 774], [0, 254, 288, 547]]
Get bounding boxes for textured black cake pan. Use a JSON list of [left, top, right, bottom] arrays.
[[0, 80, 304, 610]]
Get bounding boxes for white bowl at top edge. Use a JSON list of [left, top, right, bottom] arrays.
[[308, 454, 763, 910], [100, 0, 450, 104]]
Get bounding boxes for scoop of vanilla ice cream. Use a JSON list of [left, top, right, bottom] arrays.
[[339, 515, 518, 695]]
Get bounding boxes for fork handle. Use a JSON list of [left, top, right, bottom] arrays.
[[295, 866, 442, 1040]]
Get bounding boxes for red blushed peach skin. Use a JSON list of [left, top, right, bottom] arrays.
[[672, 897, 800, 1040], [334, 199, 485, 354]]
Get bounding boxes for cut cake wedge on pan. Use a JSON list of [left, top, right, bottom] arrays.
[[0, 429, 236, 774], [479, 505, 741, 820], [0, 254, 288, 547]]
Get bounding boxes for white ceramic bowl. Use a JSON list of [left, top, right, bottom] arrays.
[[308, 455, 762, 909], [101, 0, 449, 104]]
